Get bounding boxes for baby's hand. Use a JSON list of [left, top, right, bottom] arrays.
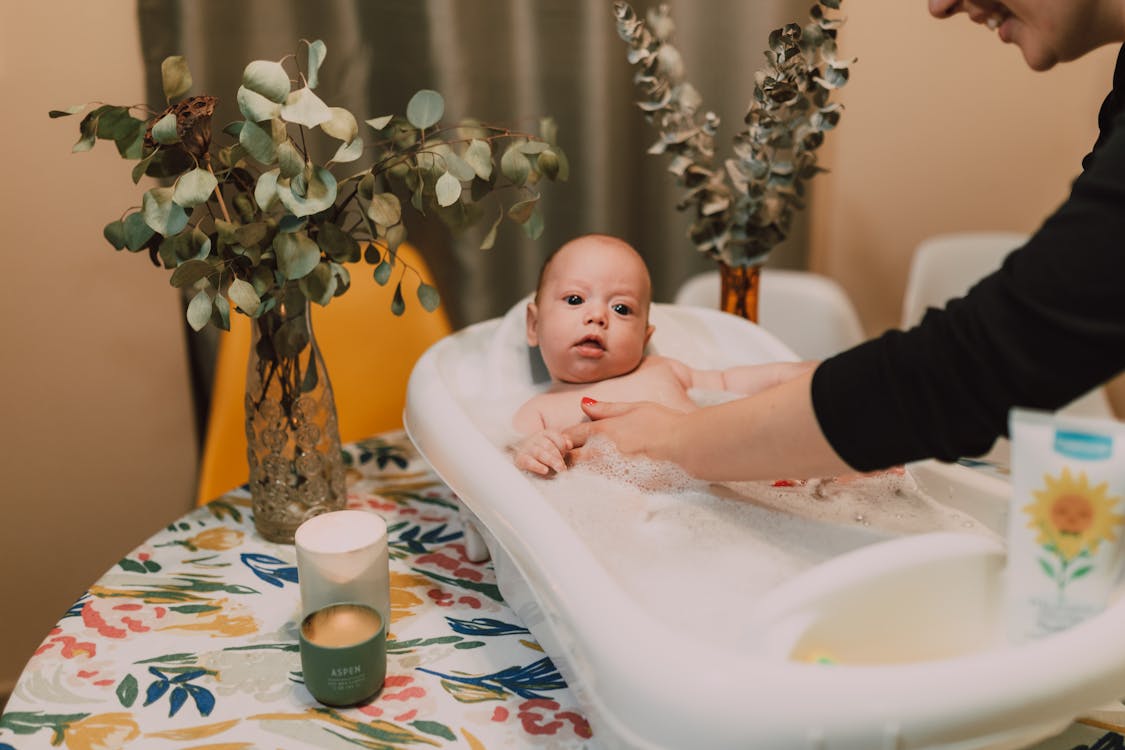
[[512, 430, 573, 476]]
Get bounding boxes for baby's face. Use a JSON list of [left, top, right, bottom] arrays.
[[527, 237, 654, 384]]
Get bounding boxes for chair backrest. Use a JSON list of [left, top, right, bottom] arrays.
[[901, 231, 1113, 419], [195, 243, 453, 505], [900, 231, 1028, 329], [673, 268, 866, 361]]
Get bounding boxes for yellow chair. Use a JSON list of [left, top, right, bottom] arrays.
[[195, 243, 453, 505]]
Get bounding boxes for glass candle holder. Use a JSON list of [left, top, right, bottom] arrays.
[[294, 510, 390, 623]]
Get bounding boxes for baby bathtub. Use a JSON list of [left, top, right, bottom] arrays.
[[404, 299, 1125, 750]]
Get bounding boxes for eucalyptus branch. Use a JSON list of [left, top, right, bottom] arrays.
[[614, 1, 852, 266]]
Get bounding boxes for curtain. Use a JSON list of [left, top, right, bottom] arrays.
[[136, 0, 810, 432]]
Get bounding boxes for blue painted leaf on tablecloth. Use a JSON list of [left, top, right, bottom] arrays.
[[393, 523, 462, 555], [184, 683, 216, 716], [168, 685, 189, 717], [116, 673, 139, 707], [418, 656, 566, 701], [64, 594, 91, 619], [1089, 731, 1125, 749], [144, 676, 171, 707], [446, 616, 530, 637], [240, 552, 299, 587]]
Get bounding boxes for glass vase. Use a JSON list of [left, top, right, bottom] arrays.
[[244, 292, 347, 543], [718, 260, 763, 323]]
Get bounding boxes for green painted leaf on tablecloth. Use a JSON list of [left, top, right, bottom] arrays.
[[452, 640, 486, 649], [412, 568, 501, 602], [206, 500, 245, 523], [385, 634, 462, 655], [117, 674, 139, 707], [169, 603, 222, 615], [0, 711, 89, 743], [410, 720, 456, 741], [117, 557, 162, 574]]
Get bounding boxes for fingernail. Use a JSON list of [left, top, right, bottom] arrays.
[[581, 397, 597, 406]]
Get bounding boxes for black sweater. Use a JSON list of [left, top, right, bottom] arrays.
[[811, 44, 1125, 472]]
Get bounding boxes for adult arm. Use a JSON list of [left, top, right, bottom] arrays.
[[565, 369, 854, 482]]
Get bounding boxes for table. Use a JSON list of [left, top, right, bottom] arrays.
[[0, 430, 1121, 750]]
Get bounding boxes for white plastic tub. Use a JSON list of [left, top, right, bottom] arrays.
[[404, 299, 1125, 750]]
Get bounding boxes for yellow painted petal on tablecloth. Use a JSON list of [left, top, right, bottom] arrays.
[[87, 585, 204, 604], [461, 727, 488, 750], [390, 571, 431, 622], [248, 709, 440, 746], [146, 719, 240, 740], [63, 712, 140, 750], [160, 602, 258, 637]]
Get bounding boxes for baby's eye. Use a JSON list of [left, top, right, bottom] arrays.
[[566, 295, 584, 305], [612, 303, 632, 315]]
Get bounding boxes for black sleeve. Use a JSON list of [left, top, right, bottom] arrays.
[[811, 47, 1125, 472]]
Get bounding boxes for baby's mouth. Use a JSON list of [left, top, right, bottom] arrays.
[[573, 335, 606, 357], [985, 5, 1011, 30]]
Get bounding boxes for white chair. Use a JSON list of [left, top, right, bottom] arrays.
[[673, 268, 865, 361], [902, 231, 1113, 419]]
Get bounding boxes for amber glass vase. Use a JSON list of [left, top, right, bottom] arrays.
[[244, 293, 346, 543], [718, 261, 762, 323]]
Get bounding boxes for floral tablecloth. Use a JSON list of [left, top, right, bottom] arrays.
[[1, 430, 1123, 750], [0, 432, 590, 750]]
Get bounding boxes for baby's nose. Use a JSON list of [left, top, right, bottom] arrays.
[[585, 307, 607, 326]]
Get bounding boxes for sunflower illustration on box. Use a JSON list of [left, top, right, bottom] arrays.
[[1023, 467, 1125, 600]]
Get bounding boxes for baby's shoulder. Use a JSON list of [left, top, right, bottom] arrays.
[[639, 354, 692, 380]]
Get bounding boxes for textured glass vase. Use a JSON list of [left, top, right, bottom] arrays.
[[244, 293, 346, 543], [718, 260, 762, 323]]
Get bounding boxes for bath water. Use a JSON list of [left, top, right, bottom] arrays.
[[469, 383, 994, 648]]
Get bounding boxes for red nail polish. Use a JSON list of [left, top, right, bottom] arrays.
[[581, 397, 597, 407]]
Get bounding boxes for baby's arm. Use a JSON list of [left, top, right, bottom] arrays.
[[669, 358, 818, 397], [511, 398, 571, 476]]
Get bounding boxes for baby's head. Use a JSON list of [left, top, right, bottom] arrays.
[[527, 234, 654, 384]]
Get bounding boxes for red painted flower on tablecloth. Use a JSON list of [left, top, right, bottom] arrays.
[[358, 674, 435, 722], [35, 631, 98, 660], [516, 698, 592, 739], [81, 600, 168, 639], [417, 546, 485, 583]]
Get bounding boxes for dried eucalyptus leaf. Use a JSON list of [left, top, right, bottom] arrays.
[[373, 258, 392, 286], [237, 85, 280, 122], [228, 278, 261, 314], [255, 169, 280, 211], [173, 167, 217, 208], [240, 119, 277, 164], [161, 55, 193, 100], [365, 114, 393, 131], [435, 171, 462, 208], [368, 192, 402, 227], [391, 280, 405, 316], [49, 104, 85, 118], [321, 107, 358, 142], [479, 209, 503, 250], [123, 212, 154, 251], [507, 193, 539, 224], [242, 59, 290, 103], [151, 113, 179, 145], [332, 137, 363, 163], [277, 140, 304, 179], [281, 87, 332, 127], [316, 221, 360, 263], [186, 289, 212, 331], [143, 187, 189, 235], [417, 282, 440, 312], [169, 258, 212, 288], [500, 145, 531, 186], [274, 231, 321, 280], [299, 262, 336, 306], [276, 166, 337, 217], [406, 89, 444, 130], [103, 219, 126, 250], [522, 206, 544, 240], [464, 139, 493, 180], [306, 39, 327, 90]]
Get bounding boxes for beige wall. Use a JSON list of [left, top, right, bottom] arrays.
[[810, 2, 1118, 336], [0, 2, 198, 699]]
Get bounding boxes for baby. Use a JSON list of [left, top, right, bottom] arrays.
[[512, 234, 812, 475]]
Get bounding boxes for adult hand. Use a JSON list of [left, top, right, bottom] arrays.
[[562, 400, 685, 467]]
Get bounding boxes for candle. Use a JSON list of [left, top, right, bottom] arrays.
[[302, 603, 383, 648], [295, 510, 390, 623]]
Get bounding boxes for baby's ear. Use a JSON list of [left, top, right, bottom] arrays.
[[525, 302, 540, 346], [644, 323, 655, 346]]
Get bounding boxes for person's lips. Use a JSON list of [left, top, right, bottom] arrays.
[[573, 335, 606, 357]]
